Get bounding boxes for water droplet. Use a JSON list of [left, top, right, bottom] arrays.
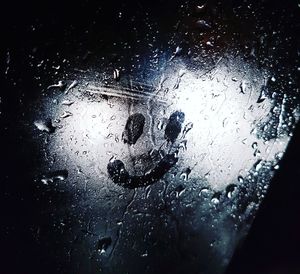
[[97, 237, 112, 254], [182, 122, 193, 139], [157, 119, 164, 130], [5, 50, 10, 75], [170, 46, 183, 61], [180, 167, 191, 181], [178, 139, 187, 151], [47, 80, 65, 90], [275, 151, 284, 160], [241, 138, 247, 144], [34, 119, 55, 133], [65, 80, 78, 94], [105, 133, 114, 139], [173, 70, 185, 89], [257, 86, 267, 103], [141, 252, 148, 257], [226, 184, 237, 199], [41, 170, 68, 185], [174, 46, 182, 55], [174, 184, 185, 198], [240, 81, 246, 94], [251, 142, 258, 149], [61, 99, 74, 106], [237, 176, 244, 183], [113, 69, 120, 81], [60, 111, 73, 118], [195, 19, 211, 30], [254, 160, 263, 171], [254, 149, 261, 157], [199, 187, 210, 198], [195, 4, 206, 12], [211, 192, 221, 205], [178, 69, 185, 77]]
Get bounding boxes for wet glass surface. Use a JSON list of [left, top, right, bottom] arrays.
[[2, 0, 300, 273]]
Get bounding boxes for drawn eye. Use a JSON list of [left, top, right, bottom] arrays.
[[122, 113, 145, 145]]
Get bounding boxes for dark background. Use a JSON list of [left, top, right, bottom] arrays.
[[1, 0, 300, 273]]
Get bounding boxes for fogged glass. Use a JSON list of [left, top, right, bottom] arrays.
[[24, 1, 299, 273]]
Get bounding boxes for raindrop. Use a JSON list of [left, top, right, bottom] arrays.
[[34, 119, 55, 133], [60, 111, 73, 118], [275, 151, 284, 160], [157, 119, 164, 130], [97, 237, 112, 254], [254, 160, 263, 171], [47, 80, 65, 90], [178, 69, 185, 77], [226, 184, 237, 199], [174, 184, 185, 198], [178, 139, 187, 150], [65, 80, 78, 94], [240, 81, 246, 94], [257, 86, 267, 103], [182, 122, 193, 139], [180, 167, 191, 181], [237, 176, 244, 183], [61, 99, 74, 106], [5, 50, 10, 75], [141, 252, 148, 257], [211, 192, 221, 205], [170, 46, 183, 61], [195, 4, 206, 12], [254, 149, 261, 157], [251, 142, 258, 149], [174, 46, 183, 55], [195, 20, 211, 30], [105, 133, 114, 139], [173, 69, 185, 89], [113, 68, 120, 81], [199, 187, 210, 198], [41, 170, 68, 185]]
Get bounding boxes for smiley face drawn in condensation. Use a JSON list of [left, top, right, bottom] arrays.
[[108, 110, 188, 188]]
